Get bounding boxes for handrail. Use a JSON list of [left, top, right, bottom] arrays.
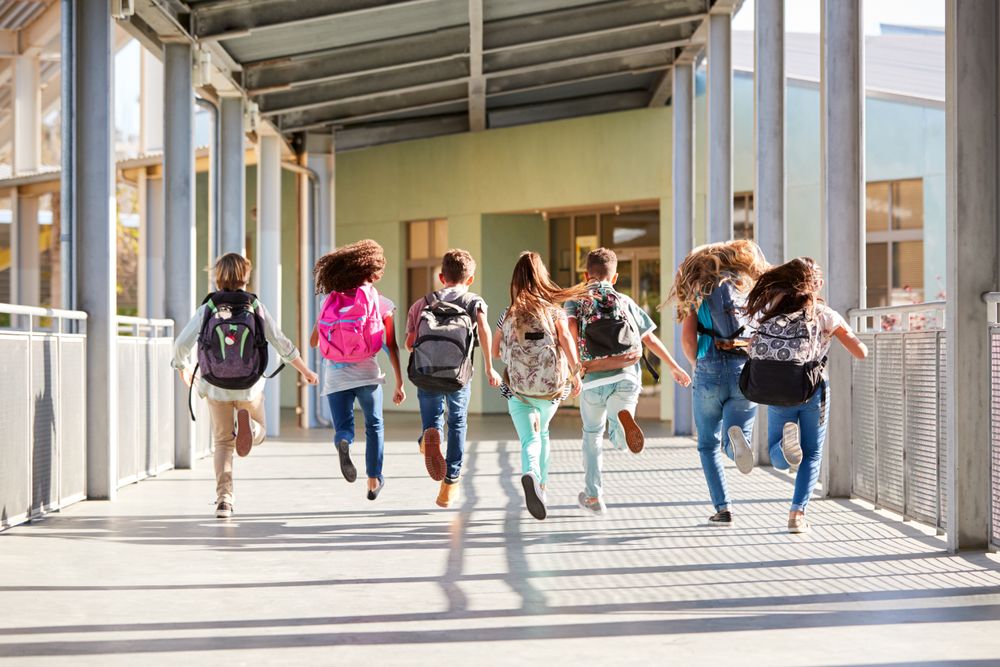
[[0, 303, 88, 320], [116, 315, 174, 327], [849, 300, 947, 318], [849, 300, 946, 333]]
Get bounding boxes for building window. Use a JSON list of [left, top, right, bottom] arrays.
[[733, 192, 754, 241], [406, 218, 447, 306], [865, 179, 923, 307]]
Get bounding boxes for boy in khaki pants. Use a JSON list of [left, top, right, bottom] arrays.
[[172, 254, 318, 518]]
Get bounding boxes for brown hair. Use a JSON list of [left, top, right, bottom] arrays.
[[214, 253, 252, 291], [666, 240, 769, 321], [441, 248, 476, 283], [586, 247, 618, 280], [508, 252, 590, 330], [744, 257, 824, 323], [313, 239, 386, 294]]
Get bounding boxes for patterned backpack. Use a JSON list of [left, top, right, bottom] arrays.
[[316, 285, 385, 363], [576, 287, 644, 373], [739, 310, 827, 406], [500, 309, 570, 400]]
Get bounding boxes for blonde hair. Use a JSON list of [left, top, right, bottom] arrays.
[[508, 251, 590, 331], [214, 253, 252, 291], [665, 240, 768, 321]]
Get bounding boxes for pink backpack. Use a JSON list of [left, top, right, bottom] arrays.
[[317, 285, 385, 362]]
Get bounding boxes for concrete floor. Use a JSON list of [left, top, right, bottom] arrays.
[[2, 413, 1000, 666]]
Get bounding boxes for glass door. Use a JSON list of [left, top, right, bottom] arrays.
[[612, 248, 661, 419]]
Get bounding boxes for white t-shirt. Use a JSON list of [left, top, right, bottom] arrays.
[[320, 294, 395, 396], [813, 303, 849, 358]]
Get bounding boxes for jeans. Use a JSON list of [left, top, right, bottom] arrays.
[[507, 396, 559, 485], [692, 355, 757, 512], [326, 385, 384, 480], [768, 381, 830, 512], [418, 385, 472, 480], [579, 379, 640, 499]]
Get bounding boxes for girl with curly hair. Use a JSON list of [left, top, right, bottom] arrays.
[[311, 239, 405, 501], [667, 239, 768, 526]]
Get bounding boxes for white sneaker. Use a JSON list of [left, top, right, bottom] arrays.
[[729, 426, 755, 474], [577, 491, 607, 516], [782, 422, 803, 467]]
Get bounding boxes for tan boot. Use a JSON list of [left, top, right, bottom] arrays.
[[436, 479, 460, 508]]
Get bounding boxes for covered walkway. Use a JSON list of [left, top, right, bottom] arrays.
[[3, 415, 1000, 665]]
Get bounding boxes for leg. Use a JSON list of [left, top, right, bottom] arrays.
[[443, 385, 472, 480], [791, 382, 830, 512], [355, 384, 385, 481], [207, 399, 237, 504], [243, 394, 266, 446], [693, 372, 731, 512], [605, 380, 640, 451], [417, 388, 446, 434], [721, 368, 757, 461], [508, 397, 542, 480], [417, 388, 447, 481], [580, 386, 610, 499], [767, 404, 796, 470], [326, 390, 357, 446], [536, 400, 559, 485]]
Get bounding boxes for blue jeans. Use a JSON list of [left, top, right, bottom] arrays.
[[326, 385, 384, 480], [692, 355, 757, 512], [769, 381, 829, 512], [579, 379, 640, 499], [417, 385, 472, 481]]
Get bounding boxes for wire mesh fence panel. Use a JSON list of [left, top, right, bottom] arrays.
[[938, 332, 948, 532], [30, 337, 59, 516], [155, 339, 175, 474], [0, 336, 31, 529], [903, 332, 942, 525], [875, 335, 905, 513], [59, 337, 87, 504], [852, 333, 878, 502], [117, 339, 140, 486], [991, 328, 1000, 548]]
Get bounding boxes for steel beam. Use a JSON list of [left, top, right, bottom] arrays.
[[671, 62, 694, 436], [219, 96, 246, 255], [468, 0, 485, 131], [706, 11, 733, 243], [306, 134, 334, 427], [256, 135, 282, 437], [59, 0, 75, 311]]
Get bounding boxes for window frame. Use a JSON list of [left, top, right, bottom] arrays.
[[405, 218, 447, 306], [865, 178, 925, 307], [733, 191, 754, 241]]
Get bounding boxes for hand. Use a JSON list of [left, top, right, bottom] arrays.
[[302, 369, 320, 386], [487, 368, 503, 388], [393, 384, 406, 405], [178, 369, 194, 388], [570, 375, 582, 398], [672, 367, 692, 388]]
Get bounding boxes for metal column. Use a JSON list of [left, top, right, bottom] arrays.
[[59, 0, 76, 310], [13, 198, 39, 307], [74, 0, 117, 499], [821, 0, 864, 499], [944, 0, 996, 551], [306, 132, 335, 427], [139, 48, 164, 318], [13, 49, 41, 307], [672, 62, 695, 436], [143, 175, 166, 319], [257, 135, 282, 437], [219, 96, 246, 255], [163, 43, 196, 469], [707, 11, 733, 243]]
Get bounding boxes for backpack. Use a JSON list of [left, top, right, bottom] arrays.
[[739, 310, 827, 406], [576, 287, 645, 374], [316, 285, 385, 362], [500, 309, 570, 400], [407, 291, 477, 392], [698, 279, 751, 356], [188, 290, 284, 420]]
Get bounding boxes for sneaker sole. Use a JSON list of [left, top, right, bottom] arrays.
[[788, 524, 811, 534], [782, 422, 803, 466], [234, 409, 253, 457], [618, 410, 645, 454], [521, 474, 547, 521], [708, 521, 734, 527], [422, 428, 446, 482], [729, 425, 755, 474], [216, 509, 232, 519], [337, 440, 357, 483]]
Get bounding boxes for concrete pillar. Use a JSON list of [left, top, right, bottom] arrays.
[[14, 54, 41, 174], [306, 133, 335, 427], [707, 11, 733, 243], [13, 197, 40, 306], [219, 96, 246, 255], [672, 62, 695, 436], [59, 0, 76, 311], [943, 0, 996, 552], [140, 49, 164, 152], [257, 134, 282, 436], [163, 43, 196, 468], [820, 0, 864, 499], [74, 0, 117, 499], [143, 175, 165, 319], [139, 47, 165, 318]]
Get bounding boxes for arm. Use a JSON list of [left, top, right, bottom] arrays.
[[476, 309, 502, 387], [642, 330, 692, 387], [681, 313, 699, 368], [834, 325, 869, 360], [383, 313, 406, 405], [260, 303, 318, 385], [556, 318, 582, 396], [491, 326, 502, 360], [171, 307, 204, 387], [310, 324, 319, 348]]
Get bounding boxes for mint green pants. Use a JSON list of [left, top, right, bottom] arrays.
[[507, 396, 560, 484]]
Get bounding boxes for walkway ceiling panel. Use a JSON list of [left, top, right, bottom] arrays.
[[0, 0, 45, 32], [483, 0, 611, 22], [488, 89, 650, 128], [488, 71, 659, 109], [337, 100, 470, 127], [335, 114, 469, 151], [487, 50, 671, 95]]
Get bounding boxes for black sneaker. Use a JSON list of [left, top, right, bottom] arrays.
[[337, 440, 357, 483], [708, 510, 733, 526], [216, 501, 233, 519], [521, 473, 547, 520]]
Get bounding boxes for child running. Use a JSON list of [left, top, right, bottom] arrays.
[[172, 253, 319, 519], [406, 249, 502, 508], [491, 252, 586, 520], [311, 240, 405, 501], [568, 248, 692, 516], [741, 257, 868, 533], [670, 240, 768, 526]]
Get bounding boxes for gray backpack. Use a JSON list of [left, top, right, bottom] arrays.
[[407, 291, 477, 392]]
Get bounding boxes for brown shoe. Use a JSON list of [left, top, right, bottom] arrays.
[[422, 428, 446, 481], [436, 479, 460, 508], [618, 410, 645, 454], [235, 409, 253, 457]]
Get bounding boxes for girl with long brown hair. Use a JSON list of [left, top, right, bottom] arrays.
[[491, 251, 586, 520]]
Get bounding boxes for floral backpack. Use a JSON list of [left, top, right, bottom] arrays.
[[500, 308, 570, 400], [739, 310, 827, 406]]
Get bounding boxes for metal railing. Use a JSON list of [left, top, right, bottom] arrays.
[[0, 304, 88, 531], [116, 316, 175, 488], [849, 301, 948, 532], [986, 293, 1000, 550]]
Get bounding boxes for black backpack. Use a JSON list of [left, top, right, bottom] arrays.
[[698, 280, 751, 356], [739, 310, 827, 406], [407, 292, 477, 392]]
